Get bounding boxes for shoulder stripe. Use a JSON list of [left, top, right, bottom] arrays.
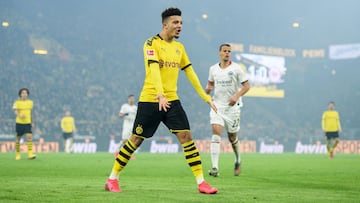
[[148, 60, 159, 66], [181, 64, 192, 71]]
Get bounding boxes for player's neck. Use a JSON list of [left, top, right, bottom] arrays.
[[159, 32, 173, 43], [219, 60, 231, 69]]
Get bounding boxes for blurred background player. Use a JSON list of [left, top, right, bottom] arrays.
[[13, 88, 36, 160], [115, 94, 137, 158], [61, 110, 76, 153], [105, 7, 218, 194], [322, 101, 342, 158], [205, 44, 250, 176]]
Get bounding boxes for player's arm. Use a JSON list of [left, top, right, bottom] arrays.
[[205, 81, 214, 94], [149, 62, 170, 112], [229, 80, 250, 106], [119, 111, 128, 118], [321, 113, 326, 133], [183, 65, 217, 112], [337, 113, 342, 133]]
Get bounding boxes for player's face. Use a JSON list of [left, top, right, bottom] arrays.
[[164, 16, 182, 39], [328, 103, 334, 110], [219, 46, 231, 62], [20, 90, 28, 100], [128, 96, 134, 105]]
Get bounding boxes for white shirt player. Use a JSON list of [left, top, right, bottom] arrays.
[[119, 103, 137, 139], [208, 61, 248, 108]]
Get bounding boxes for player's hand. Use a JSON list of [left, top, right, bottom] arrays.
[[208, 100, 217, 113], [228, 96, 238, 106], [157, 94, 170, 112]]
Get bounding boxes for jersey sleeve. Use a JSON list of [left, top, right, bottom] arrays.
[[144, 36, 160, 66], [236, 64, 248, 85], [208, 65, 214, 82], [179, 43, 191, 69], [12, 101, 18, 110]]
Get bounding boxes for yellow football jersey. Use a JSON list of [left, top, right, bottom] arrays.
[[322, 110, 341, 132], [13, 99, 33, 124], [61, 116, 76, 133], [140, 34, 191, 102]]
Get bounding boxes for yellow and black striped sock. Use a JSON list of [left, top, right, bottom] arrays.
[[182, 140, 204, 184], [111, 139, 137, 178], [27, 138, 33, 156], [15, 137, 20, 153]]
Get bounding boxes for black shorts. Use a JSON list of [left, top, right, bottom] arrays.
[[63, 132, 74, 140], [325, 132, 339, 139], [132, 100, 190, 139], [16, 123, 32, 137]]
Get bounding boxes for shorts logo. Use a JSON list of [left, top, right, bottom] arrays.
[[146, 49, 155, 57], [135, 124, 143, 135]]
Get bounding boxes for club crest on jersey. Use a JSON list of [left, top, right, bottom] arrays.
[[176, 49, 180, 55], [228, 71, 234, 77], [146, 49, 155, 58]]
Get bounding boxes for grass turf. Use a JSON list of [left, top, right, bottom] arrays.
[[0, 152, 359, 203]]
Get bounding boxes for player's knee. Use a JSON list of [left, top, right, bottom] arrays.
[[212, 134, 221, 143]]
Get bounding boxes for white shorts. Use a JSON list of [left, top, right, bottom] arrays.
[[210, 104, 241, 133]]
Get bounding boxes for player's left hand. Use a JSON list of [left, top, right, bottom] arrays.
[[228, 96, 237, 106], [208, 100, 217, 113], [157, 94, 170, 112]]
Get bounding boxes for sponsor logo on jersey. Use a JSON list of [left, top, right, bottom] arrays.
[[159, 59, 180, 68]]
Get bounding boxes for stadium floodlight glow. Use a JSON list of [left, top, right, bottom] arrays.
[[33, 49, 48, 55], [202, 14, 208, 19], [292, 22, 300, 28], [2, 21, 9, 27]]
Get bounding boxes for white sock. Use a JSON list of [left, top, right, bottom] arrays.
[[109, 173, 118, 180], [210, 134, 221, 169], [232, 138, 241, 163]]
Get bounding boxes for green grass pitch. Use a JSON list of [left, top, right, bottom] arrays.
[[0, 152, 359, 203]]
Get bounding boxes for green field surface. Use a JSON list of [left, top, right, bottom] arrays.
[[0, 153, 359, 203]]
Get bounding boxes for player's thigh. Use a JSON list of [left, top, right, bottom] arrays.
[[163, 100, 190, 133], [210, 109, 225, 127], [132, 102, 162, 138], [224, 111, 241, 133], [16, 123, 31, 137]]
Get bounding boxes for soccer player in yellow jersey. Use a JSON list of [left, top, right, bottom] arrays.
[[61, 110, 76, 153], [13, 88, 36, 160], [105, 7, 218, 194], [322, 101, 342, 158]]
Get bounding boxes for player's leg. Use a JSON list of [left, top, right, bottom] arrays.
[[25, 132, 36, 159], [325, 133, 332, 157], [209, 109, 224, 177], [209, 124, 222, 177], [176, 131, 217, 194], [166, 100, 217, 194], [329, 133, 340, 158], [106, 102, 159, 192], [228, 132, 241, 175], [15, 123, 23, 160], [226, 109, 241, 175], [68, 136, 74, 153], [15, 135, 21, 160], [332, 137, 339, 151]]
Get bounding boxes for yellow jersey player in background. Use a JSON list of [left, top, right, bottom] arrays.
[[13, 88, 36, 160], [322, 101, 342, 158], [105, 7, 218, 194], [61, 110, 76, 153]]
